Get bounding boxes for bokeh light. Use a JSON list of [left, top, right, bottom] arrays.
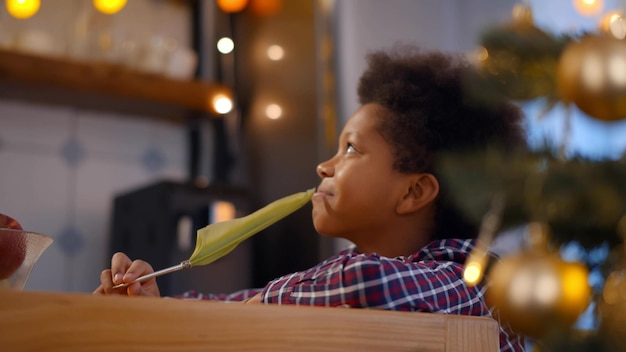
[[266, 45, 284, 61], [572, 0, 604, 17], [93, 0, 127, 15], [217, 37, 235, 54], [265, 104, 283, 119], [217, 0, 248, 13], [6, 0, 40, 19], [212, 201, 236, 223], [599, 11, 626, 39], [213, 94, 234, 115], [463, 263, 482, 285]]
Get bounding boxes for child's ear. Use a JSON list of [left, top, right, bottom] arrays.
[[396, 174, 439, 214]]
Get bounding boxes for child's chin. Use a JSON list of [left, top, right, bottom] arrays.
[[312, 223, 341, 240]]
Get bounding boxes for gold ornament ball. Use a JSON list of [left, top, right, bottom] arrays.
[[599, 269, 626, 350], [599, 303, 626, 351], [557, 35, 626, 121], [486, 251, 591, 338]]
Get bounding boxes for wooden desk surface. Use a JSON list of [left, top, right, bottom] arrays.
[[0, 289, 499, 352]]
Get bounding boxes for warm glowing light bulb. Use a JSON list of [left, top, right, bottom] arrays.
[[267, 45, 284, 61], [573, 0, 604, 17], [217, 37, 235, 54], [463, 263, 482, 285], [212, 201, 236, 223], [265, 104, 283, 119], [213, 95, 233, 114], [93, 0, 127, 15], [217, 0, 248, 13], [6, 0, 40, 19]]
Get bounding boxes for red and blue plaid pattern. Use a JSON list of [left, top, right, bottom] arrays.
[[178, 238, 524, 352]]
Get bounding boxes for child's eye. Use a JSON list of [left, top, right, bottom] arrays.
[[346, 143, 357, 154]]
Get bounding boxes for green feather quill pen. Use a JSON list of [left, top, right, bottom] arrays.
[[113, 188, 315, 289], [189, 188, 315, 266]]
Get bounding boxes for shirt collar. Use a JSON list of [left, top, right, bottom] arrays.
[[343, 238, 476, 264]]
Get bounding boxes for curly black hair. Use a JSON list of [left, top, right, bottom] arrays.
[[357, 45, 526, 240]]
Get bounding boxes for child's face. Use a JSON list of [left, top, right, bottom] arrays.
[[312, 103, 414, 243]]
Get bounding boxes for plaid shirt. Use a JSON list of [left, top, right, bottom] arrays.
[[178, 238, 524, 352]]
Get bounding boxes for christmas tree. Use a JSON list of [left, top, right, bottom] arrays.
[[442, 3, 626, 351]]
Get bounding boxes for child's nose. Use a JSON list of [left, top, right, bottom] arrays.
[[316, 162, 333, 178]]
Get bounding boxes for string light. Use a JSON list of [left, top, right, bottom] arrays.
[[265, 104, 283, 119], [463, 263, 483, 285], [5, 0, 40, 19], [217, 37, 235, 54], [212, 94, 234, 115], [216, 0, 248, 13], [93, 0, 127, 15], [572, 0, 604, 17], [267, 45, 284, 61], [463, 195, 504, 287]]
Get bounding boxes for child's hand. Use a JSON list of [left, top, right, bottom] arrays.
[[244, 292, 263, 304], [93, 252, 161, 297]]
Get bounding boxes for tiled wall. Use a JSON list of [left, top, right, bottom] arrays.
[[0, 100, 187, 292], [0, 0, 195, 293]]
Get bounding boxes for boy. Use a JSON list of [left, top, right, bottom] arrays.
[[96, 45, 526, 351]]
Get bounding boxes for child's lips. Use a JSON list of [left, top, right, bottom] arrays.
[[313, 188, 333, 199]]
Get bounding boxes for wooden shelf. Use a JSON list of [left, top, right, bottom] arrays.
[[0, 49, 232, 122]]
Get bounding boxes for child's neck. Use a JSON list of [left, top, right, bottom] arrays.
[[354, 232, 432, 258]]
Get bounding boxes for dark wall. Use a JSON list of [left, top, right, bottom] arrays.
[[234, 1, 322, 287]]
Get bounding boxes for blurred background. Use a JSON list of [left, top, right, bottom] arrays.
[[1, 0, 625, 305]]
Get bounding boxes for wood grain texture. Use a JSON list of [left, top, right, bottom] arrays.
[[0, 290, 499, 352]]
